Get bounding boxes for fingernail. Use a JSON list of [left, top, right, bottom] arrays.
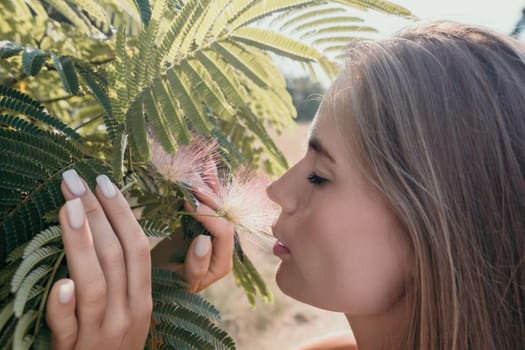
[[62, 169, 86, 196], [58, 280, 75, 304], [66, 198, 84, 230], [96, 175, 117, 199], [191, 195, 200, 210], [194, 234, 211, 257]]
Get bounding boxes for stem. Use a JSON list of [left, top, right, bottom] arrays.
[[120, 177, 137, 193], [41, 93, 85, 104], [32, 251, 65, 340], [74, 114, 104, 131], [130, 199, 161, 209]]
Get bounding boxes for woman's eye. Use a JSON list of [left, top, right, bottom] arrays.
[[307, 172, 328, 185]]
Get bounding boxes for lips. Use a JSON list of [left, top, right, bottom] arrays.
[[271, 223, 291, 256], [273, 241, 291, 256]]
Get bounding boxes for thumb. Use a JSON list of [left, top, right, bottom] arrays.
[[183, 234, 212, 292], [46, 279, 78, 350]]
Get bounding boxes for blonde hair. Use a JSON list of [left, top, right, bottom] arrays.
[[331, 21, 525, 349]]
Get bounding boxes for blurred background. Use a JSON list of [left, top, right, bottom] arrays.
[[203, 2, 525, 349]]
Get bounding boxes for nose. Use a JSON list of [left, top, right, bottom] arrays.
[[266, 174, 297, 214]]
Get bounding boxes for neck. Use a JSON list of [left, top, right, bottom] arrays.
[[345, 294, 410, 350]]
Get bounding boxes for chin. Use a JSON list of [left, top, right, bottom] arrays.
[[274, 264, 352, 313], [274, 262, 296, 298], [274, 263, 318, 307]]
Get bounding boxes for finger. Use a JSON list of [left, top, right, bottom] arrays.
[[201, 157, 221, 194], [46, 279, 78, 350], [183, 234, 212, 292], [59, 198, 106, 329], [190, 175, 220, 210], [62, 170, 128, 319], [186, 201, 234, 289], [94, 175, 152, 330]]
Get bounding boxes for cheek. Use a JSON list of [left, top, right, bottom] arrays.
[[277, 197, 412, 315], [332, 225, 411, 314], [331, 204, 412, 314]]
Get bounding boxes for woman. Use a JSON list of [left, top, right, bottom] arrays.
[[46, 21, 525, 349]]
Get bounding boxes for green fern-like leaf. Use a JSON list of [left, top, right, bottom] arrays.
[[334, 0, 413, 17], [232, 236, 273, 307], [0, 264, 17, 300], [228, 0, 315, 30], [12, 309, 37, 350], [22, 226, 61, 259], [153, 303, 235, 349], [152, 286, 221, 321], [0, 224, 66, 348], [143, 87, 178, 154], [75, 63, 114, 120], [44, 0, 92, 34], [6, 242, 26, 263], [70, 0, 111, 30], [0, 114, 46, 135], [0, 301, 14, 335], [140, 219, 172, 238], [278, 6, 346, 30], [295, 15, 366, 31], [159, 0, 212, 62], [232, 27, 321, 62], [134, 0, 152, 25], [0, 41, 23, 59], [151, 78, 192, 144], [299, 24, 378, 40], [180, 59, 234, 120], [149, 268, 234, 349], [53, 55, 80, 95], [212, 42, 268, 88], [21, 48, 50, 76], [11, 246, 61, 293], [166, 68, 211, 135], [0, 111, 105, 261], [111, 124, 128, 182], [151, 324, 215, 350], [13, 265, 51, 317], [0, 85, 80, 141], [0, 85, 44, 111], [126, 93, 151, 161], [113, 26, 131, 121]]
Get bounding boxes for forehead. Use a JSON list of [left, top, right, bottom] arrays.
[[309, 81, 346, 140], [308, 79, 363, 165], [308, 98, 344, 158]]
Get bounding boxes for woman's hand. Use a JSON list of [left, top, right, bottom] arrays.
[[45, 170, 152, 350], [152, 170, 235, 293]]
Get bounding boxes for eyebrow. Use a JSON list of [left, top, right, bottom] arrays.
[[308, 137, 335, 163]]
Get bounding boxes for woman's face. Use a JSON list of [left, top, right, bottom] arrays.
[[267, 99, 413, 315]]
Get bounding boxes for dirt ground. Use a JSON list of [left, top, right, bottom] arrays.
[[202, 122, 352, 350]]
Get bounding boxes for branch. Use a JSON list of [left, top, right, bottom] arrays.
[[74, 113, 104, 131], [41, 93, 86, 104], [4, 56, 115, 88]]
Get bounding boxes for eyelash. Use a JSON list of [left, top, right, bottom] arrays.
[[307, 172, 328, 185]]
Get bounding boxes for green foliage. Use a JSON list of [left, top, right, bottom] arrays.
[[286, 75, 325, 122], [232, 235, 273, 307], [0, 0, 412, 348], [149, 269, 236, 349]]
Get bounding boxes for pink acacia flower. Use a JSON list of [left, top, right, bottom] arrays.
[[150, 136, 218, 188], [150, 136, 278, 242], [197, 170, 279, 242]]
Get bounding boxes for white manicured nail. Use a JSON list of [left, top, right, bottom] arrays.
[[194, 234, 211, 257], [191, 195, 200, 210], [62, 169, 86, 196], [58, 280, 75, 304], [96, 175, 117, 199], [66, 198, 84, 230]]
